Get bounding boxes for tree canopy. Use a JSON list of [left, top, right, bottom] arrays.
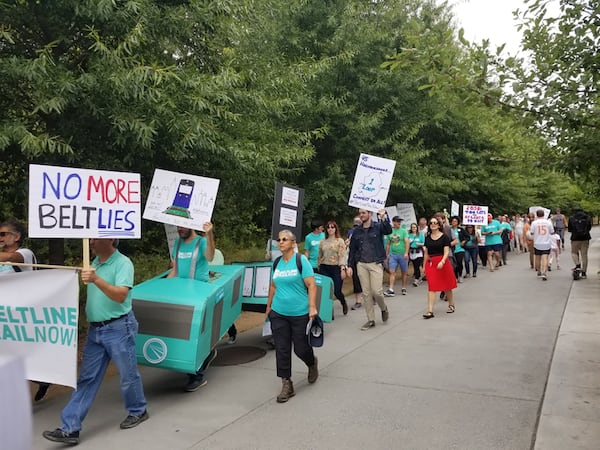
[[0, 0, 592, 260]]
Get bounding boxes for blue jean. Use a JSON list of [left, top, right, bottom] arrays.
[[60, 312, 147, 432], [319, 264, 347, 307], [464, 247, 479, 275]]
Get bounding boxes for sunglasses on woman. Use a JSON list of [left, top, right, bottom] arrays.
[[277, 237, 293, 242], [429, 221, 439, 225]]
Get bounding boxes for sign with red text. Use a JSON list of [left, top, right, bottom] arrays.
[[143, 169, 220, 229], [462, 205, 488, 225], [28, 165, 141, 238], [349, 154, 396, 212]]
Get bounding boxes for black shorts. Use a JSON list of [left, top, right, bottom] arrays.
[[534, 248, 551, 256]]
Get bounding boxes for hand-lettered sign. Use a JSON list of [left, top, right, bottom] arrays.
[[143, 169, 220, 229], [462, 205, 489, 225], [28, 165, 141, 238], [349, 154, 396, 212]]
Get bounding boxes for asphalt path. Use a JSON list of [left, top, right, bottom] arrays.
[[31, 229, 599, 450]]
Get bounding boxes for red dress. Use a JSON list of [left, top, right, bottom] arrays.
[[424, 234, 457, 292]]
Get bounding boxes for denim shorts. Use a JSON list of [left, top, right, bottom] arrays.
[[388, 253, 408, 272]]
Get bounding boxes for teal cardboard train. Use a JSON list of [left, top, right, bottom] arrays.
[[132, 262, 335, 373]]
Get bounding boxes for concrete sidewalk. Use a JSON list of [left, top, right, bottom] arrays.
[[31, 230, 599, 450]]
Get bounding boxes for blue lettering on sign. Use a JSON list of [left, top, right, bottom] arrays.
[[42, 172, 82, 200]]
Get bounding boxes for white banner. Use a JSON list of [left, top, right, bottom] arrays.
[[0, 270, 79, 388], [349, 154, 396, 212], [463, 205, 489, 225], [143, 169, 220, 229], [29, 164, 142, 238]]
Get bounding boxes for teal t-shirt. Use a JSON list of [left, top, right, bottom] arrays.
[[172, 236, 209, 282], [304, 232, 325, 269], [86, 250, 134, 322], [452, 228, 465, 253], [408, 232, 424, 249], [272, 254, 314, 316], [388, 227, 409, 254], [482, 220, 503, 246]]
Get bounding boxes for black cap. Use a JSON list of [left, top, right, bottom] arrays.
[[392, 216, 403, 222], [306, 316, 324, 347]]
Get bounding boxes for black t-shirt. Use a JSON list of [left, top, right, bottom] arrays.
[[425, 233, 451, 256]]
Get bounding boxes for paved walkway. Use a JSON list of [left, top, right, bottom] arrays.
[[31, 229, 599, 450]]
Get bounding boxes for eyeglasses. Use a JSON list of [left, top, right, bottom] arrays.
[[429, 221, 439, 225], [327, 225, 336, 229], [0, 231, 16, 237], [277, 237, 292, 242]]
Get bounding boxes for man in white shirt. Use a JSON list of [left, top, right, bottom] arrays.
[[529, 209, 554, 280]]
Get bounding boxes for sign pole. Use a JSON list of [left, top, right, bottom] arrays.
[[82, 238, 90, 283]]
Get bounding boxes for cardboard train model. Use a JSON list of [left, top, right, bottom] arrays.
[[132, 262, 335, 374]]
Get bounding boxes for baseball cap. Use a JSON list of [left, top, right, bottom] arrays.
[[392, 216, 403, 222], [306, 316, 324, 347]]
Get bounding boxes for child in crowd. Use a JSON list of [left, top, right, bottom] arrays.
[[548, 230, 561, 271]]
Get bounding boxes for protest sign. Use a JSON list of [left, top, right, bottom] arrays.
[[451, 200, 460, 217], [29, 164, 141, 238], [463, 205, 489, 225], [396, 203, 417, 225], [143, 169, 220, 229], [349, 154, 396, 212], [0, 269, 79, 388], [529, 206, 550, 219]]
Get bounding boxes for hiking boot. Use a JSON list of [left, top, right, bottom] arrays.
[[382, 309, 389, 322], [120, 410, 149, 429], [276, 378, 295, 403], [383, 289, 395, 297], [42, 428, 80, 445], [184, 377, 208, 392], [307, 357, 319, 384], [360, 320, 375, 331]]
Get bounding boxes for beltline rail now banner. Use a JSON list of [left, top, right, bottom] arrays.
[[0, 270, 79, 388]]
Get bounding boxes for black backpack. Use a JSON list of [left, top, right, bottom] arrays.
[[572, 216, 588, 235], [273, 253, 303, 273]]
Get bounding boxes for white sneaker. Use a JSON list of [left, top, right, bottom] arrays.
[[383, 289, 395, 297]]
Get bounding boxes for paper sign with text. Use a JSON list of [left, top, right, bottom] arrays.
[[451, 200, 459, 217], [349, 154, 396, 212], [462, 205, 489, 225], [29, 164, 141, 238], [529, 206, 550, 219], [143, 169, 219, 229], [396, 203, 417, 225]]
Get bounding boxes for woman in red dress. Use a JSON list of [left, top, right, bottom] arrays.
[[422, 216, 457, 318]]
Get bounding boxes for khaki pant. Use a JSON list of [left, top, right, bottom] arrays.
[[571, 240, 590, 272], [357, 261, 388, 322]]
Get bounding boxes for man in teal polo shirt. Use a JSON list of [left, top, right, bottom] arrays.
[[43, 238, 148, 446]]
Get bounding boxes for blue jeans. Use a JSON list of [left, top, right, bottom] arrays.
[[60, 312, 147, 432], [464, 247, 479, 275]]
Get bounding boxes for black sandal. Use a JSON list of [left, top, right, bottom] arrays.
[[447, 305, 455, 314], [422, 312, 434, 319]]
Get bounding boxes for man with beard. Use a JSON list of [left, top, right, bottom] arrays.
[[168, 224, 218, 392]]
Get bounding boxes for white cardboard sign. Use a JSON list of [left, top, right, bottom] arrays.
[[28, 164, 141, 238], [143, 169, 219, 229], [463, 205, 489, 225], [349, 154, 396, 212]]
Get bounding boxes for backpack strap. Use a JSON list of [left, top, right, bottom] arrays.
[[188, 238, 202, 279], [273, 253, 304, 273]]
